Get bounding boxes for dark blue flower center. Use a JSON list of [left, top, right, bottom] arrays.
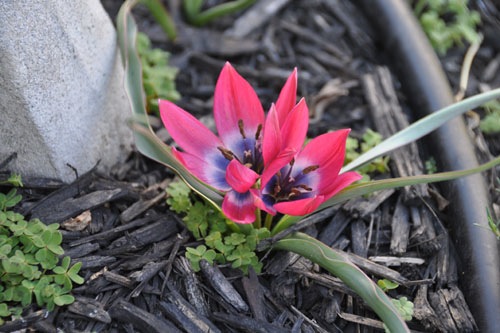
[[265, 159, 318, 203], [218, 119, 264, 173]]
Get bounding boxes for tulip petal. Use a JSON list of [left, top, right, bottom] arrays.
[[262, 104, 281, 166], [222, 191, 257, 224], [250, 189, 276, 215], [275, 68, 297, 126], [214, 63, 265, 145], [294, 129, 351, 181], [173, 149, 231, 191], [226, 159, 259, 193], [321, 171, 362, 199], [260, 147, 296, 189], [159, 99, 222, 158], [280, 98, 309, 154], [274, 195, 325, 216]]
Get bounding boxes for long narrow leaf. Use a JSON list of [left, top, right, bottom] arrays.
[[342, 88, 500, 172], [273, 156, 500, 234], [273, 232, 410, 332], [140, 0, 177, 40], [116, 0, 223, 206]]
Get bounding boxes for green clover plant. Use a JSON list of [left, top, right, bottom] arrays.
[[0, 180, 83, 325], [167, 180, 268, 273], [414, 0, 481, 55], [117, 2, 500, 331]]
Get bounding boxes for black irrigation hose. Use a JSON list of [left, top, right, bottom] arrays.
[[359, 1, 500, 332]]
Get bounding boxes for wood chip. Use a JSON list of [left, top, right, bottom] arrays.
[[362, 66, 429, 204], [68, 296, 111, 324], [212, 312, 290, 333], [109, 299, 182, 333], [390, 196, 411, 254], [199, 259, 249, 312]]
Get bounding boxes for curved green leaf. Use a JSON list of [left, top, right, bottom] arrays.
[[342, 88, 500, 172], [273, 232, 409, 332], [140, 0, 176, 40], [116, 0, 224, 208], [273, 156, 500, 234], [184, 0, 256, 26]]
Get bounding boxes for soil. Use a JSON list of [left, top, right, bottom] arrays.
[[1, 0, 499, 332]]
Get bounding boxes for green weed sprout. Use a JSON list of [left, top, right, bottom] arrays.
[[183, 0, 256, 26], [414, 0, 481, 55], [137, 32, 180, 115], [480, 100, 500, 135]]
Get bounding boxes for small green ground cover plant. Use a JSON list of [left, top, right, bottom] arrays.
[[479, 100, 500, 135], [136, 32, 180, 114], [345, 129, 390, 181], [167, 180, 269, 274], [0, 179, 83, 325], [414, 0, 481, 55]]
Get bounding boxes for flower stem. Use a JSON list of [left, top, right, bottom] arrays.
[[253, 209, 262, 229], [264, 213, 274, 230]]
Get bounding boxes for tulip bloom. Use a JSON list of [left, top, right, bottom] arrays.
[[159, 62, 360, 223], [160, 63, 306, 223], [256, 129, 362, 216]]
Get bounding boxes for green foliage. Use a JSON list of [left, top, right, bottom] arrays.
[[183, 0, 256, 26], [136, 32, 180, 114], [166, 179, 269, 274], [479, 100, 500, 134], [377, 278, 400, 292], [485, 207, 500, 240], [392, 297, 414, 321], [0, 187, 83, 325], [344, 129, 390, 181], [0, 174, 23, 187], [425, 157, 438, 174], [413, 0, 481, 55]]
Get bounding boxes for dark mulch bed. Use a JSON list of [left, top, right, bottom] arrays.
[[1, 0, 499, 332]]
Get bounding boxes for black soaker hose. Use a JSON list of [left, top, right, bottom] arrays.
[[359, 1, 500, 332]]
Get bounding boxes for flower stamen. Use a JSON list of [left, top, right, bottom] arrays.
[[218, 146, 235, 161], [302, 165, 319, 174], [238, 119, 246, 138]]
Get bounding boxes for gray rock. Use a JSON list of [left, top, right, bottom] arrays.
[[0, 0, 132, 182]]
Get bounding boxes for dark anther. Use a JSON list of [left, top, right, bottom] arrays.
[[289, 188, 302, 198], [238, 119, 246, 138], [302, 165, 319, 174], [218, 146, 234, 160], [297, 184, 312, 191], [255, 124, 263, 139], [273, 184, 281, 195]]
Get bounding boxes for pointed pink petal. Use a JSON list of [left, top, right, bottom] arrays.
[[321, 171, 362, 199], [279, 98, 309, 153], [225, 159, 259, 193], [274, 195, 325, 216], [213, 63, 265, 143], [159, 99, 222, 158], [294, 129, 351, 179], [250, 189, 276, 215], [275, 68, 297, 126], [173, 149, 231, 191], [262, 104, 281, 166], [222, 191, 256, 224], [260, 147, 296, 189]]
